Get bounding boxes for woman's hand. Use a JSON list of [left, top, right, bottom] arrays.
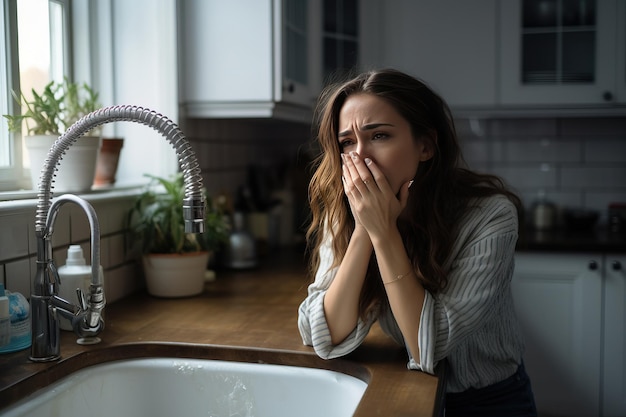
[[340, 151, 424, 363], [341, 151, 412, 240]]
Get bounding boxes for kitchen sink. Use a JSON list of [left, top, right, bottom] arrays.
[[2, 347, 368, 417]]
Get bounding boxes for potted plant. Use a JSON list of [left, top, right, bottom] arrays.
[[128, 173, 230, 297], [3, 78, 102, 192]]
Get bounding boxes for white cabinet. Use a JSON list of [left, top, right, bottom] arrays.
[[512, 252, 602, 417], [359, 0, 499, 109], [360, 0, 626, 114], [617, 1, 626, 105], [512, 252, 626, 417], [178, 0, 318, 122], [603, 254, 626, 417], [499, 0, 622, 107]]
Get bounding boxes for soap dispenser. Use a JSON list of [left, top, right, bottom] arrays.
[[57, 245, 98, 331]]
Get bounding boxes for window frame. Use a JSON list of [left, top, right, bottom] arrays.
[[0, 0, 23, 191], [0, 0, 72, 192]]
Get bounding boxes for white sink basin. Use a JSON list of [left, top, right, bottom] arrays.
[[3, 357, 367, 417]]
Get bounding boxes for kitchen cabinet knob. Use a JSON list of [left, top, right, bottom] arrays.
[[613, 261, 622, 271], [603, 91, 613, 102], [588, 260, 598, 270], [286, 83, 295, 94]]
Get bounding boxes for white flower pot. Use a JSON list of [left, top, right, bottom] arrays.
[[142, 252, 210, 298], [25, 134, 101, 192]]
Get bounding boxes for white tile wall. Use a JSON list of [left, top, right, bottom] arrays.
[[492, 164, 559, 189], [5, 258, 31, 298], [182, 118, 312, 200], [499, 139, 582, 163], [585, 139, 626, 163], [561, 166, 626, 188], [3, 116, 623, 300], [0, 193, 141, 302], [461, 117, 626, 224], [184, 116, 626, 228], [0, 213, 30, 260]]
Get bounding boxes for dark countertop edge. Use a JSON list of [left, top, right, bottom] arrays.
[[517, 227, 626, 253]]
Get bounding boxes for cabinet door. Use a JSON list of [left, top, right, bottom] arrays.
[[500, 0, 618, 106], [359, 0, 498, 109], [512, 252, 602, 417], [278, 0, 315, 107], [603, 254, 626, 417], [178, 0, 317, 121], [179, 0, 274, 103], [616, 1, 626, 103]]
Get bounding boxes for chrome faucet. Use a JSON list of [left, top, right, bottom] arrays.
[[30, 105, 206, 362]]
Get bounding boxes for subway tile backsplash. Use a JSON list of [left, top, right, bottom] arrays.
[[0, 193, 141, 302], [2, 115, 625, 298], [459, 117, 626, 224], [185, 116, 626, 230], [180, 118, 313, 199]]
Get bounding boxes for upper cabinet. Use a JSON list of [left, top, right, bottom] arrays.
[[359, 0, 626, 115], [178, 0, 359, 123], [178, 0, 316, 122], [499, 0, 622, 107], [359, 0, 499, 109]]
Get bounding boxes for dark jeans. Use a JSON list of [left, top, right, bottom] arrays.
[[444, 363, 538, 417]]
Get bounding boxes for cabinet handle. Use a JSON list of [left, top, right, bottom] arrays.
[[286, 83, 295, 94], [613, 261, 622, 271], [589, 260, 598, 270], [603, 91, 614, 102]]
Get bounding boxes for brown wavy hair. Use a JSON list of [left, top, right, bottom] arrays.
[[306, 69, 522, 320]]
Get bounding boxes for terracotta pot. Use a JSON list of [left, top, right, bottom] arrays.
[[142, 251, 210, 298], [25, 134, 101, 192], [94, 138, 124, 186]]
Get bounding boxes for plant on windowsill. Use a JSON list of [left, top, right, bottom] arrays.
[[3, 78, 103, 192], [127, 173, 230, 297]]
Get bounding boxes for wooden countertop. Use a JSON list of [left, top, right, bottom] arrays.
[[0, 248, 443, 416]]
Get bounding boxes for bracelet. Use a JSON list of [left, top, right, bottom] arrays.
[[383, 270, 412, 285]]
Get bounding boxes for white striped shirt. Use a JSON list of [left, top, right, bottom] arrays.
[[297, 194, 525, 393]]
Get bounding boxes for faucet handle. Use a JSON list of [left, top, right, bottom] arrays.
[[77, 288, 88, 311]]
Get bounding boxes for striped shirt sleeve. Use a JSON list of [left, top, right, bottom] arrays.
[[297, 237, 377, 359]]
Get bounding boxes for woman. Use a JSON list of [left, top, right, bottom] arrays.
[[297, 69, 537, 416]]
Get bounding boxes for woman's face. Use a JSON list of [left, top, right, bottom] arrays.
[[337, 93, 433, 194]]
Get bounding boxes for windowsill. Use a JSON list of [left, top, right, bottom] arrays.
[[0, 182, 146, 212]]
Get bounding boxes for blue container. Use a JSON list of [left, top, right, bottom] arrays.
[[0, 290, 31, 354]]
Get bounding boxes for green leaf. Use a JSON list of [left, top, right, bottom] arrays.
[[2, 78, 102, 135], [127, 173, 230, 255]]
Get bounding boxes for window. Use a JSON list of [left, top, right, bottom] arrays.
[[0, 0, 71, 192]]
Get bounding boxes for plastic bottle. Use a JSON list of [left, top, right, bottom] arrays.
[[0, 289, 31, 353], [57, 245, 93, 331], [0, 284, 9, 347]]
